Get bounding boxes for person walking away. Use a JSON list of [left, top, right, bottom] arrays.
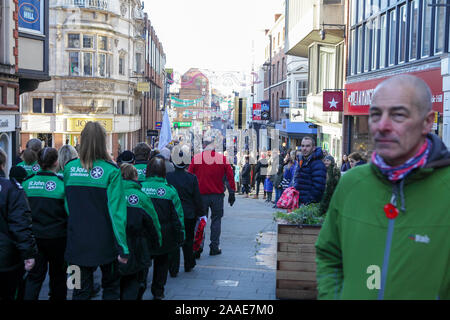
[[316, 75, 450, 299], [141, 157, 185, 300], [21, 148, 67, 300], [240, 156, 251, 198], [133, 142, 152, 182], [0, 148, 37, 300], [188, 138, 236, 257], [160, 147, 175, 174], [117, 150, 135, 167], [166, 145, 205, 275], [293, 137, 327, 205], [119, 164, 162, 300], [252, 152, 268, 199], [63, 121, 129, 300], [17, 139, 43, 177]]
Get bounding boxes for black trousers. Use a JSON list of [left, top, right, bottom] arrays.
[[255, 177, 266, 196], [120, 271, 142, 300], [201, 194, 224, 251], [0, 266, 24, 300], [168, 218, 197, 275], [72, 261, 120, 300], [24, 237, 67, 300], [151, 253, 169, 297]]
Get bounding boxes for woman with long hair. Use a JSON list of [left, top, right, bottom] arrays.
[[17, 148, 40, 177], [141, 157, 184, 300], [63, 121, 129, 300], [22, 147, 67, 300]]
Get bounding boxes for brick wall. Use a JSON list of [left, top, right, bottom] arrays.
[[53, 133, 64, 150]]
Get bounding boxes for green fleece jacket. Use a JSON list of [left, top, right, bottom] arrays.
[[316, 134, 450, 300]]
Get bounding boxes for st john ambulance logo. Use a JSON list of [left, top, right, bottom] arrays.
[[32, 164, 40, 172], [45, 181, 56, 191], [90, 167, 104, 179], [128, 194, 139, 205], [157, 188, 166, 197]]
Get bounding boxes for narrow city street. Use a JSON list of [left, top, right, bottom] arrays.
[[38, 192, 280, 300]]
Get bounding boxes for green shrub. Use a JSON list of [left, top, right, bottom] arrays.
[[274, 203, 324, 226]]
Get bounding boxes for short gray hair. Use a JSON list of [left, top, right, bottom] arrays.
[[58, 145, 78, 170], [26, 138, 43, 153]]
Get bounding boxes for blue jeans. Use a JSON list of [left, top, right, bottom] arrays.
[[275, 187, 283, 204]]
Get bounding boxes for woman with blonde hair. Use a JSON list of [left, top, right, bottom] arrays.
[[63, 121, 129, 300], [58, 144, 78, 171]]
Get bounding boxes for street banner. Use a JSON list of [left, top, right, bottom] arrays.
[[323, 91, 344, 112], [252, 103, 261, 120], [279, 99, 290, 108], [158, 109, 172, 150], [261, 100, 270, 120]]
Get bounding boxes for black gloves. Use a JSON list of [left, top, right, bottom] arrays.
[[228, 192, 236, 207]]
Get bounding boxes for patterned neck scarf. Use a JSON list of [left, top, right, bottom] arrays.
[[371, 138, 432, 182]]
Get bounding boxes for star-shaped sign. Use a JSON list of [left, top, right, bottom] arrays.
[[328, 98, 339, 109]]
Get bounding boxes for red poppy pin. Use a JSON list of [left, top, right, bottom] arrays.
[[384, 203, 399, 219]]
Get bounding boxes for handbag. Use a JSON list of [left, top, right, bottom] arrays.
[[276, 187, 299, 211]]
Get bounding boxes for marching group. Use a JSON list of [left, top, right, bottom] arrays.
[[0, 121, 236, 300]]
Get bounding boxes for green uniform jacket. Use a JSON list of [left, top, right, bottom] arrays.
[[316, 134, 450, 300], [141, 176, 185, 255], [133, 161, 148, 182], [17, 161, 40, 178], [63, 158, 129, 266], [22, 171, 67, 239], [120, 179, 162, 275]]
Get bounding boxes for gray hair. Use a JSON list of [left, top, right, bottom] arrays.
[[26, 138, 43, 153], [58, 144, 78, 170]]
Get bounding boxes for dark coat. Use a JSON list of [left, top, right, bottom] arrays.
[[241, 163, 251, 185], [293, 147, 327, 205], [0, 170, 37, 272], [166, 167, 205, 220], [254, 159, 268, 181]]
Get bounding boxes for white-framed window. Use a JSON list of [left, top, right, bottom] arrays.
[[380, 14, 386, 68], [388, 9, 396, 66], [398, 4, 407, 63], [371, 17, 379, 70], [409, 0, 419, 61], [135, 53, 142, 73], [434, 2, 446, 54], [67, 33, 111, 77], [318, 45, 335, 92], [119, 56, 125, 75], [421, 0, 432, 57], [32, 98, 53, 114], [296, 80, 308, 108], [364, 22, 370, 72]]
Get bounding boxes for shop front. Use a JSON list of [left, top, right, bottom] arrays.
[[0, 115, 17, 174], [275, 119, 317, 151], [344, 68, 444, 157]]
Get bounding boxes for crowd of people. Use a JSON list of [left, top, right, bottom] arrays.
[[0, 121, 235, 300]]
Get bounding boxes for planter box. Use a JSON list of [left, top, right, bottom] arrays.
[[276, 223, 321, 300]]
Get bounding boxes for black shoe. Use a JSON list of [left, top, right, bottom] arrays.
[[185, 266, 194, 272], [169, 272, 178, 278], [209, 248, 222, 256], [193, 251, 201, 259], [153, 293, 165, 300]]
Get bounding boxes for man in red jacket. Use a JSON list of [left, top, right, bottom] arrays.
[[188, 138, 236, 257]]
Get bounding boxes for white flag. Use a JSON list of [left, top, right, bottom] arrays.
[[158, 108, 172, 150]]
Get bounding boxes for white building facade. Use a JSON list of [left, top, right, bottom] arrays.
[[20, 0, 146, 158]]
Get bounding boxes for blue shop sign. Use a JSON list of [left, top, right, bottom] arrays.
[[279, 99, 290, 108], [19, 0, 43, 34]]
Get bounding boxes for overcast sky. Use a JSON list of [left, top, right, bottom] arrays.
[[144, 0, 284, 77]]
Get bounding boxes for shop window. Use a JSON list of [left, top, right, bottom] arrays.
[[409, 0, 419, 61]]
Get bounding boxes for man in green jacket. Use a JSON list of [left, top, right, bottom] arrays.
[[316, 75, 450, 300]]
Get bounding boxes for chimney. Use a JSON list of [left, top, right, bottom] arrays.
[[275, 14, 282, 22]]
